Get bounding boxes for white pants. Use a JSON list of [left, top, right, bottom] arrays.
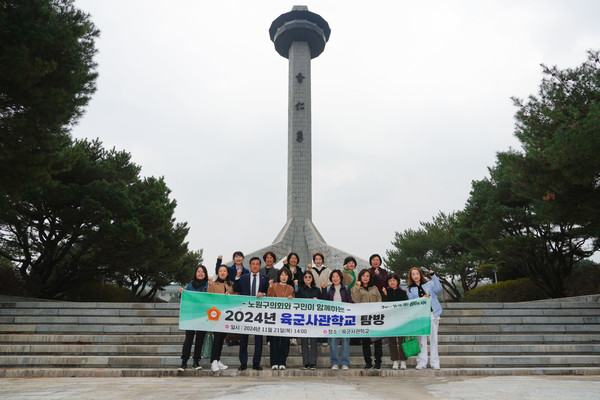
[[417, 313, 440, 368]]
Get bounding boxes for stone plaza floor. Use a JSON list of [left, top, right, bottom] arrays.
[[1, 375, 599, 400]]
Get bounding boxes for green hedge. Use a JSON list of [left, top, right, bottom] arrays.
[[461, 278, 548, 302]]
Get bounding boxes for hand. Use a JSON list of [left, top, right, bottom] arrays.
[[424, 294, 431, 298], [312, 297, 317, 299], [356, 281, 361, 288], [269, 279, 274, 287], [218, 255, 223, 259], [307, 263, 312, 270], [321, 282, 327, 289], [178, 288, 184, 293], [208, 277, 213, 284], [382, 287, 387, 296], [374, 268, 379, 275], [282, 258, 287, 265], [256, 292, 264, 298], [294, 280, 298, 286], [429, 270, 434, 275], [236, 269, 242, 278], [287, 295, 293, 299]]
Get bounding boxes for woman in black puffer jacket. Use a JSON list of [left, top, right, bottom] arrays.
[[294, 270, 322, 369]]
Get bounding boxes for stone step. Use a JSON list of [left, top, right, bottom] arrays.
[[443, 309, 600, 317], [3, 333, 596, 345], [0, 308, 179, 317], [1, 316, 179, 325], [439, 324, 600, 334], [2, 366, 600, 378], [1, 343, 596, 356], [2, 354, 597, 368], [0, 302, 179, 310]]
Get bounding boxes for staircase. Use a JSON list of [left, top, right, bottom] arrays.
[[1, 295, 599, 377]]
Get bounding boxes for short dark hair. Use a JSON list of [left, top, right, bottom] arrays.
[[329, 269, 343, 283], [287, 252, 300, 264], [386, 273, 401, 285], [343, 256, 357, 266], [278, 267, 292, 281], [249, 256, 261, 265], [232, 251, 244, 259], [263, 251, 277, 263], [357, 268, 374, 287], [312, 252, 325, 262], [369, 254, 382, 267]]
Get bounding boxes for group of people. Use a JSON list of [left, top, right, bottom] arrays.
[[178, 251, 443, 372]]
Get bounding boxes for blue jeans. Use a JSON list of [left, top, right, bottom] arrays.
[[329, 337, 350, 366]]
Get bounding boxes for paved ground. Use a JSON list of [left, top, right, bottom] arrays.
[[1, 376, 600, 400]]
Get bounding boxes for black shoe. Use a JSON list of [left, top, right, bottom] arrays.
[[238, 364, 247, 371], [310, 364, 316, 370], [374, 364, 381, 370], [252, 365, 263, 370], [364, 364, 373, 370], [193, 359, 202, 370], [302, 364, 309, 370], [178, 359, 187, 371]]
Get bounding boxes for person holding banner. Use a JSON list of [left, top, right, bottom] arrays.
[[351, 269, 384, 370], [295, 270, 322, 369], [342, 256, 358, 289], [407, 267, 443, 370], [207, 265, 235, 372], [177, 264, 209, 371], [267, 268, 295, 370], [322, 269, 353, 370], [381, 273, 409, 370], [234, 257, 269, 370], [308, 252, 331, 348]]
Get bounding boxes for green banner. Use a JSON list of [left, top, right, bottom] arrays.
[[180, 291, 431, 338]]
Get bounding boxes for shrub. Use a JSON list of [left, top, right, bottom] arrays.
[[461, 278, 548, 302]]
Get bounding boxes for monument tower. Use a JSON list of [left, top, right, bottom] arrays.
[[238, 6, 368, 269]]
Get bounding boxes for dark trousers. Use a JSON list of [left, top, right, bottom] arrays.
[[181, 330, 206, 361], [388, 337, 408, 361], [360, 338, 383, 367], [301, 337, 318, 366], [239, 334, 263, 366], [269, 336, 290, 367], [210, 331, 226, 362]]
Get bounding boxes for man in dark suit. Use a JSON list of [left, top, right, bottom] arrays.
[[233, 256, 269, 370]]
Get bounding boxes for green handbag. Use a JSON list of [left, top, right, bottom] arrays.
[[202, 332, 213, 359], [401, 336, 421, 357]]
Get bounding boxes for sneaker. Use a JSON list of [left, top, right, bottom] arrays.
[[302, 364, 309, 370], [415, 364, 425, 370], [432, 365, 440, 370], [279, 365, 286, 370], [341, 365, 349, 370], [290, 338, 297, 345], [392, 361, 399, 370], [178, 360, 187, 371], [309, 364, 316, 370], [211, 360, 220, 372], [193, 359, 202, 370], [331, 365, 339, 370], [271, 365, 279, 370], [400, 361, 407, 370], [321, 342, 328, 347], [217, 360, 228, 370]]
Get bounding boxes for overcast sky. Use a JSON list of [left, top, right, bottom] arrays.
[[72, 0, 600, 268]]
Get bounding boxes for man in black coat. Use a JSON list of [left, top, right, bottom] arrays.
[[233, 256, 269, 370]]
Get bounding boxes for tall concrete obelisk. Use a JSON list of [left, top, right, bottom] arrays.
[[239, 6, 368, 269]]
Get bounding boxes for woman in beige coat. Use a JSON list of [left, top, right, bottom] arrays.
[[207, 265, 235, 372], [351, 269, 383, 369]]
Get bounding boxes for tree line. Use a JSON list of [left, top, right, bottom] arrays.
[[0, 0, 201, 300], [387, 50, 600, 299]]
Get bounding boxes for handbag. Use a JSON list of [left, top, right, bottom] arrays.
[[401, 336, 421, 357], [202, 332, 213, 359]]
